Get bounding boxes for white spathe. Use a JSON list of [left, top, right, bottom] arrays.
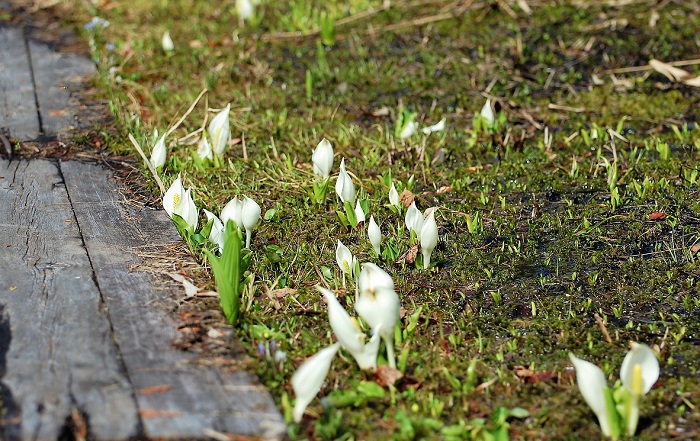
[[203, 209, 224, 252], [221, 197, 243, 228], [196, 133, 213, 160], [291, 343, 340, 423], [620, 342, 659, 396], [620, 342, 660, 436], [150, 134, 167, 169], [335, 158, 355, 204], [241, 196, 261, 249], [368, 216, 381, 255], [405, 201, 424, 235], [318, 286, 381, 370], [208, 104, 231, 156], [162, 174, 185, 219], [480, 99, 495, 125], [420, 208, 438, 269], [163, 175, 198, 230], [569, 353, 615, 438], [312, 138, 334, 179], [355, 263, 400, 368], [235, 0, 254, 20], [335, 240, 355, 277], [399, 121, 419, 139], [162, 30, 174, 52], [179, 188, 198, 231], [422, 118, 446, 135], [354, 200, 366, 224], [388, 183, 399, 207]]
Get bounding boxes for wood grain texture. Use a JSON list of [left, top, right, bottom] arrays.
[[60, 160, 286, 440], [0, 27, 40, 140], [0, 159, 140, 441], [28, 40, 96, 138]]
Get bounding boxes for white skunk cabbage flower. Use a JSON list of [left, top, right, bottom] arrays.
[[620, 343, 659, 395], [569, 342, 659, 438], [388, 183, 399, 207], [221, 196, 243, 228], [356, 263, 400, 368], [335, 158, 355, 204], [196, 133, 213, 160], [312, 138, 334, 179], [318, 287, 381, 370], [399, 121, 419, 139], [620, 343, 660, 436], [241, 196, 261, 249], [480, 99, 495, 125], [368, 216, 381, 255], [163, 174, 185, 218], [208, 104, 231, 157], [420, 208, 438, 269], [179, 188, 198, 231], [335, 240, 356, 280], [354, 200, 366, 224], [150, 134, 167, 169], [163, 175, 198, 230], [422, 118, 446, 135], [291, 343, 340, 423], [162, 30, 174, 52], [203, 209, 224, 252], [235, 0, 254, 21], [569, 353, 616, 438], [405, 201, 424, 235]]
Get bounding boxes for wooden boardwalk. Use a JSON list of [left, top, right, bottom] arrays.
[[0, 23, 285, 441]]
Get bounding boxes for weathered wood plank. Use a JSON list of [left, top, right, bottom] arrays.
[[60, 160, 286, 440], [28, 40, 96, 138], [0, 27, 40, 140], [0, 159, 140, 441]]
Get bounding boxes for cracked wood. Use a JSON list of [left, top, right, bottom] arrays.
[[0, 159, 140, 441], [0, 27, 39, 140], [60, 160, 286, 440]]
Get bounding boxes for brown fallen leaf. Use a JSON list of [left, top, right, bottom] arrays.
[[514, 366, 561, 384], [399, 189, 416, 208], [690, 242, 700, 255], [372, 106, 390, 117], [649, 211, 666, 221], [436, 186, 453, 194], [138, 409, 182, 418], [375, 365, 404, 387], [137, 385, 172, 395], [396, 244, 419, 264], [71, 408, 88, 441], [271, 287, 297, 299]]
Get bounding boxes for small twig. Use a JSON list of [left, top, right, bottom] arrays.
[[601, 58, 700, 75], [382, 11, 455, 32], [594, 313, 613, 344], [128, 133, 166, 195], [548, 103, 585, 113], [269, 136, 278, 159], [0, 134, 12, 159], [164, 88, 208, 139]]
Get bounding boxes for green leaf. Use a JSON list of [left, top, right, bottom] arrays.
[[509, 407, 529, 419], [203, 221, 244, 326]]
